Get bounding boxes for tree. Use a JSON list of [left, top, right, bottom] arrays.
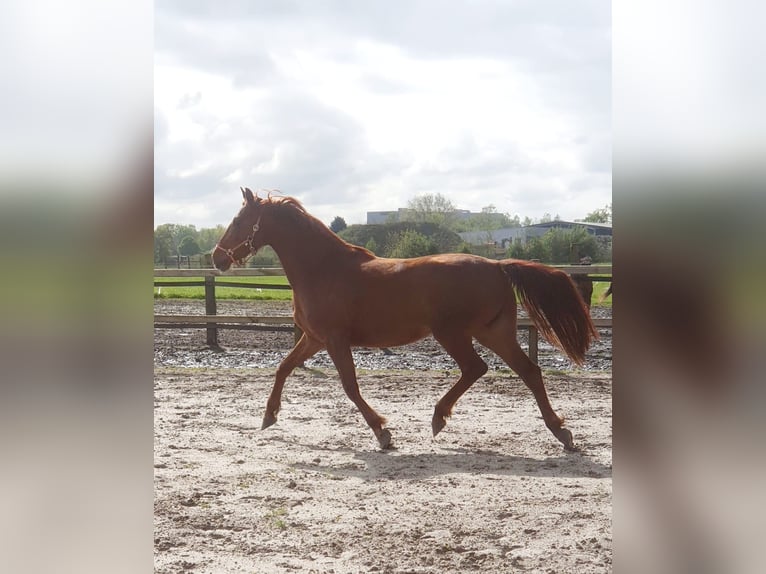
[[505, 225, 607, 263], [542, 228, 571, 262], [507, 241, 526, 259], [582, 204, 612, 224], [247, 245, 280, 267], [404, 193, 458, 228], [385, 230, 438, 258], [178, 236, 201, 256], [154, 235, 170, 264], [525, 237, 549, 261], [197, 225, 227, 252], [154, 223, 198, 265], [456, 204, 518, 232], [330, 216, 347, 233], [339, 221, 462, 254], [364, 237, 379, 255], [539, 226, 601, 263]]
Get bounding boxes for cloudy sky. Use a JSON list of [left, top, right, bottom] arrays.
[[155, 0, 611, 228]]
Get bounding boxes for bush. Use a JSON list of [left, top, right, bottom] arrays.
[[364, 237, 379, 255], [505, 227, 608, 263], [339, 221, 462, 254], [385, 230, 438, 258], [525, 237, 549, 261], [507, 242, 526, 259], [247, 245, 280, 267]]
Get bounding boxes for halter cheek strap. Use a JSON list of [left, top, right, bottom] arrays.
[[214, 217, 261, 266]]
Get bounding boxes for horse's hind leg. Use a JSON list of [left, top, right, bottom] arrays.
[[325, 340, 392, 449], [431, 331, 488, 437], [262, 333, 323, 430], [475, 330, 575, 451]]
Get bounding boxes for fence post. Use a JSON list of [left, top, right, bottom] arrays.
[[204, 275, 219, 348], [528, 326, 538, 364]]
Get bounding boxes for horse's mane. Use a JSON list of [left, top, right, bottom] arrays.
[[263, 194, 375, 259], [264, 194, 307, 214]]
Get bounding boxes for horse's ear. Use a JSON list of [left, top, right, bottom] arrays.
[[241, 187, 257, 204]]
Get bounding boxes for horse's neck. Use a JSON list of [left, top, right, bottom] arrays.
[[269, 225, 355, 291]]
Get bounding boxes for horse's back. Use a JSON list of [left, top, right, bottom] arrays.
[[362, 253, 506, 297], [344, 254, 512, 343]]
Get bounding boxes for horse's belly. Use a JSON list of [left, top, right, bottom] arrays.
[[350, 323, 431, 348]]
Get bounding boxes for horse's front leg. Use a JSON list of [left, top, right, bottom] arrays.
[[325, 340, 392, 449], [262, 333, 323, 429]]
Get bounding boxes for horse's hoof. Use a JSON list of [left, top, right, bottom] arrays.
[[377, 428, 393, 450], [556, 427, 577, 451], [431, 414, 447, 437], [261, 412, 278, 430]]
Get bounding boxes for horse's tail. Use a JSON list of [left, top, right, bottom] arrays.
[[502, 260, 599, 365]]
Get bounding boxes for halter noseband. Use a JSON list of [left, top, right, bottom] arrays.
[[214, 217, 261, 267]]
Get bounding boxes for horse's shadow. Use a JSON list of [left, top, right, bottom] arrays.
[[279, 438, 611, 481]]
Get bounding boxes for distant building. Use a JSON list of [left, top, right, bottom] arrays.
[[366, 209, 412, 224], [458, 220, 612, 248], [366, 207, 612, 248]]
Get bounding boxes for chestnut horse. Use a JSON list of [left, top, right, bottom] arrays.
[[213, 188, 598, 450]]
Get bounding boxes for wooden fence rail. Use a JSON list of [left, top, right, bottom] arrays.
[[154, 266, 612, 362]]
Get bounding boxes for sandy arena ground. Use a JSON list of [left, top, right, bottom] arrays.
[[154, 300, 612, 573]]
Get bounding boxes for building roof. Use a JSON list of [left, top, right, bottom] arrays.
[[525, 220, 612, 236], [526, 220, 611, 229]]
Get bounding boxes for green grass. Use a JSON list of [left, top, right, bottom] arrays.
[[154, 275, 293, 301], [264, 507, 288, 530], [591, 281, 612, 308], [153, 273, 612, 305]]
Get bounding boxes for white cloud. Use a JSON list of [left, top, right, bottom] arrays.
[[155, 1, 611, 228]]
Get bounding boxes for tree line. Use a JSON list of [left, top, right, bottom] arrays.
[[338, 221, 610, 263], [336, 194, 611, 263], [154, 194, 611, 266]]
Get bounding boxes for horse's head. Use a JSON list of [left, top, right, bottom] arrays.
[[212, 187, 269, 271]]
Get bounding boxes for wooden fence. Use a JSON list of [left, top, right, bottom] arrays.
[[154, 266, 612, 363]]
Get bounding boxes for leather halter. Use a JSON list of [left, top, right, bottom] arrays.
[[213, 217, 261, 267]]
